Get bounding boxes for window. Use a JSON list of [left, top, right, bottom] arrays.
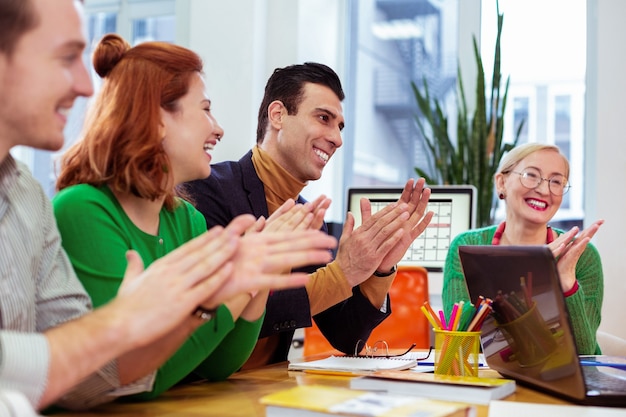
[[513, 97, 529, 144], [482, 0, 586, 225], [132, 15, 175, 45], [11, 0, 176, 198], [346, 0, 459, 188]]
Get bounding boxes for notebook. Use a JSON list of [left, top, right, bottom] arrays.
[[458, 245, 626, 407], [288, 355, 417, 374], [260, 385, 474, 417]]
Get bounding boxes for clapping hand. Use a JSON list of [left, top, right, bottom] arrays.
[[372, 178, 434, 274], [336, 178, 434, 286], [203, 226, 337, 307], [115, 215, 253, 348], [549, 219, 604, 292], [116, 213, 336, 346], [247, 195, 331, 234]]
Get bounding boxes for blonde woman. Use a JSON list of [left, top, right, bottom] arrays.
[[443, 143, 604, 354]]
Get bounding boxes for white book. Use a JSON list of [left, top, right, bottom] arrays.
[[488, 400, 626, 416], [288, 356, 417, 374], [350, 371, 516, 405], [261, 385, 475, 417]]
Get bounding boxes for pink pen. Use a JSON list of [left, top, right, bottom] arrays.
[[438, 310, 448, 331], [448, 303, 459, 332]]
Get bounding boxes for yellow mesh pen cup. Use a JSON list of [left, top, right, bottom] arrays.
[[434, 330, 480, 377]]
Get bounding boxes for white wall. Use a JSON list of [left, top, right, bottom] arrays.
[[183, 0, 347, 222], [585, 0, 626, 341], [185, 0, 262, 164]]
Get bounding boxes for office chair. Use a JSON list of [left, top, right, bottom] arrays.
[[303, 265, 430, 357], [597, 330, 626, 356]]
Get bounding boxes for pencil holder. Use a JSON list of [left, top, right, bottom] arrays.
[[496, 302, 557, 367], [434, 330, 480, 377]]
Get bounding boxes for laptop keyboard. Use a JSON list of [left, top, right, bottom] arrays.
[[583, 366, 626, 394]]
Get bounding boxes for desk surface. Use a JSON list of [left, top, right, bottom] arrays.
[[53, 361, 573, 417]]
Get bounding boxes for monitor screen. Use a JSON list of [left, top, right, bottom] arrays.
[[346, 186, 477, 271]]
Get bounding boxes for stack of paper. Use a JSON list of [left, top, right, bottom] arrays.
[[261, 385, 475, 417], [350, 370, 516, 405], [288, 355, 417, 374], [488, 400, 626, 416]]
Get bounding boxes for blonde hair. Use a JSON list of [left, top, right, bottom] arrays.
[[497, 143, 570, 179]]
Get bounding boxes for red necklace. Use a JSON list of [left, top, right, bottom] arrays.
[[491, 221, 554, 245]]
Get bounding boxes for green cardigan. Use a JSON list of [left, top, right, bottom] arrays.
[[442, 225, 603, 355], [53, 184, 263, 400]]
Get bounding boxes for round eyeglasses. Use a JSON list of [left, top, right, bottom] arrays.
[[510, 167, 570, 196]]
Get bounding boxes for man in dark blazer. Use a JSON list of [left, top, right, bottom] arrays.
[[185, 62, 433, 367]]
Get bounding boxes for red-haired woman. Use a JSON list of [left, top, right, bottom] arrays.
[[53, 34, 335, 400]]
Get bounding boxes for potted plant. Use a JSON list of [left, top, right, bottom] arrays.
[[412, 3, 524, 227]]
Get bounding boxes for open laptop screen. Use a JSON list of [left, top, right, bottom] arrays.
[[346, 186, 476, 271], [458, 245, 588, 402]]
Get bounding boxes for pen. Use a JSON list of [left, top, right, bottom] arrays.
[[421, 305, 442, 330], [424, 301, 444, 329], [579, 360, 626, 371], [415, 362, 485, 367], [448, 303, 459, 331], [439, 310, 448, 331], [451, 301, 464, 331]]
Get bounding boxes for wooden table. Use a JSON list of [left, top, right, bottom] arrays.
[[52, 361, 573, 416]]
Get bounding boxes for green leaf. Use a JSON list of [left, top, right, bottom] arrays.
[[412, 0, 524, 227]]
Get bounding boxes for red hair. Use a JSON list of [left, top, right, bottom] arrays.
[[56, 33, 203, 209]]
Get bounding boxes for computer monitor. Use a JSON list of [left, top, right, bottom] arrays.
[[346, 185, 477, 272]]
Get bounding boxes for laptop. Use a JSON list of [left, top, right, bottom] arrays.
[[458, 245, 626, 407]]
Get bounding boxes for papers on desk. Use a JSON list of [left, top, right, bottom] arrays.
[[261, 385, 475, 417], [288, 355, 417, 375], [488, 400, 626, 417], [350, 371, 516, 405], [288, 351, 488, 376]]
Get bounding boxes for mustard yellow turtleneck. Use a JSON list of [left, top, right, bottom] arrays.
[[251, 146, 353, 313], [242, 147, 354, 369], [243, 147, 394, 369]]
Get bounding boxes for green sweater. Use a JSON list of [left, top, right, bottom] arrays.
[[442, 225, 603, 355], [52, 184, 263, 400]]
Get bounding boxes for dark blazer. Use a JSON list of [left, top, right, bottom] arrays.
[[185, 150, 390, 363]]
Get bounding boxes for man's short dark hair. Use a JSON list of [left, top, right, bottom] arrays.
[[256, 62, 345, 144], [0, 0, 39, 57]]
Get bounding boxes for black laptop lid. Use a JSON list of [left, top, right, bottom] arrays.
[[458, 245, 588, 401]]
